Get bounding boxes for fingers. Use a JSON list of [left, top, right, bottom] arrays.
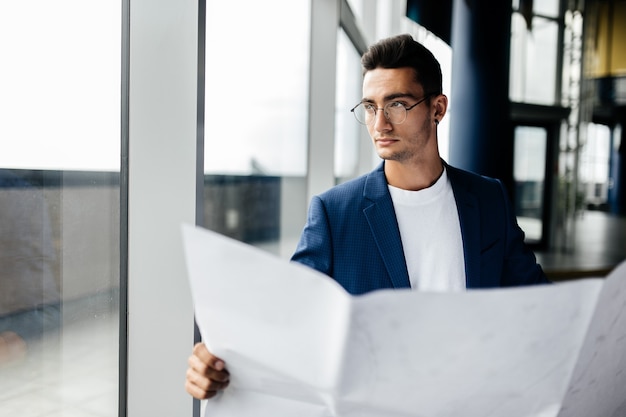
[[189, 343, 229, 381], [185, 343, 230, 400], [192, 342, 226, 371], [185, 367, 229, 399]]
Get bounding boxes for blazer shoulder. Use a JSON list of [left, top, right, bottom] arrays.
[[446, 163, 500, 186], [446, 163, 504, 197], [317, 164, 386, 205]]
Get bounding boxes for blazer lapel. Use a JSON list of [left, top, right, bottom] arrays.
[[362, 164, 411, 289], [446, 165, 481, 288]]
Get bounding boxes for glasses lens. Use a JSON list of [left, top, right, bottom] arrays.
[[352, 104, 371, 125], [384, 102, 407, 124], [351, 102, 410, 125]]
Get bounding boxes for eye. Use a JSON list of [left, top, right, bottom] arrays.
[[387, 101, 406, 109], [363, 103, 376, 111]]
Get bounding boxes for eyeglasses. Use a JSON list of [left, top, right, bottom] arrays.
[[350, 95, 432, 125]]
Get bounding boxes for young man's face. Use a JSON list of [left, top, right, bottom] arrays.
[[361, 67, 438, 164]]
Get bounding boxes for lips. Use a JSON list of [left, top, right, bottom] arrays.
[[375, 137, 398, 146]]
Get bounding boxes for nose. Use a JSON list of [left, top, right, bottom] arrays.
[[372, 108, 392, 132]]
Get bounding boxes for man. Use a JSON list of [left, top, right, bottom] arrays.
[[185, 33, 550, 400]]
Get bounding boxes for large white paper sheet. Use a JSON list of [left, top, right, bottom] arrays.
[[181, 224, 626, 417]]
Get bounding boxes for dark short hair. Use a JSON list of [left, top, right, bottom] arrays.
[[361, 34, 442, 96]]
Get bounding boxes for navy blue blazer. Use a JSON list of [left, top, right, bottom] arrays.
[[291, 162, 550, 295]]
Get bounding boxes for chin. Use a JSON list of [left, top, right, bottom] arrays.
[[376, 148, 393, 159], [377, 151, 399, 161]]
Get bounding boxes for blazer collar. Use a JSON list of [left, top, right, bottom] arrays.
[[363, 162, 388, 201], [362, 162, 411, 289], [445, 163, 481, 288]]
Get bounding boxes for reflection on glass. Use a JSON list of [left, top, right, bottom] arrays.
[[0, 173, 120, 417], [203, 0, 310, 259], [0, 2, 120, 416], [0, 171, 58, 362], [514, 126, 547, 243]]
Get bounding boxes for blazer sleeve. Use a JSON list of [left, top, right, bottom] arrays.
[[498, 180, 552, 286], [290, 195, 333, 277]]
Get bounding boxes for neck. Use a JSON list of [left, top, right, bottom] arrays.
[[384, 158, 444, 191]]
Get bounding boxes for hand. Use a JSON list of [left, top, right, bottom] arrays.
[[185, 342, 230, 399]]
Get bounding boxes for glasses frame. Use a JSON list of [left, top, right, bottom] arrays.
[[350, 94, 433, 125]]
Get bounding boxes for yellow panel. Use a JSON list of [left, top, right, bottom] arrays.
[[586, 2, 610, 77], [610, 1, 626, 76]]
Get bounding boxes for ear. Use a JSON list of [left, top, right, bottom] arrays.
[[432, 94, 448, 124]]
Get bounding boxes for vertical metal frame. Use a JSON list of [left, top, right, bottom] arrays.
[[119, 0, 130, 415], [307, 0, 340, 201], [340, 0, 369, 55], [193, 1, 206, 416], [126, 0, 198, 415]]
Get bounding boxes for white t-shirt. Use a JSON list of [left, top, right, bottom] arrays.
[[388, 168, 466, 291]]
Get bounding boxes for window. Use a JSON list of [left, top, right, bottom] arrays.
[[580, 123, 611, 208], [335, 28, 366, 183], [203, 0, 310, 259], [0, 2, 121, 416], [510, 0, 561, 105], [514, 126, 548, 243]]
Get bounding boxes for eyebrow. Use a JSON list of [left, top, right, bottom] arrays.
[[361, 93, 420, 103]]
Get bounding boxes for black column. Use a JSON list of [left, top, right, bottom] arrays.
[[448, 0, 514, 191]]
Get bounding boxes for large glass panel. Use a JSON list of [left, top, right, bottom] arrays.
[[0, 2, 121, 416], [580, 123, 611, 209], [203, 0, 310, 258], [534, 0, 560, 18], [514, 126, 548, 243], [510, 14, 559, 105], [335, 29, 365, 183]]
